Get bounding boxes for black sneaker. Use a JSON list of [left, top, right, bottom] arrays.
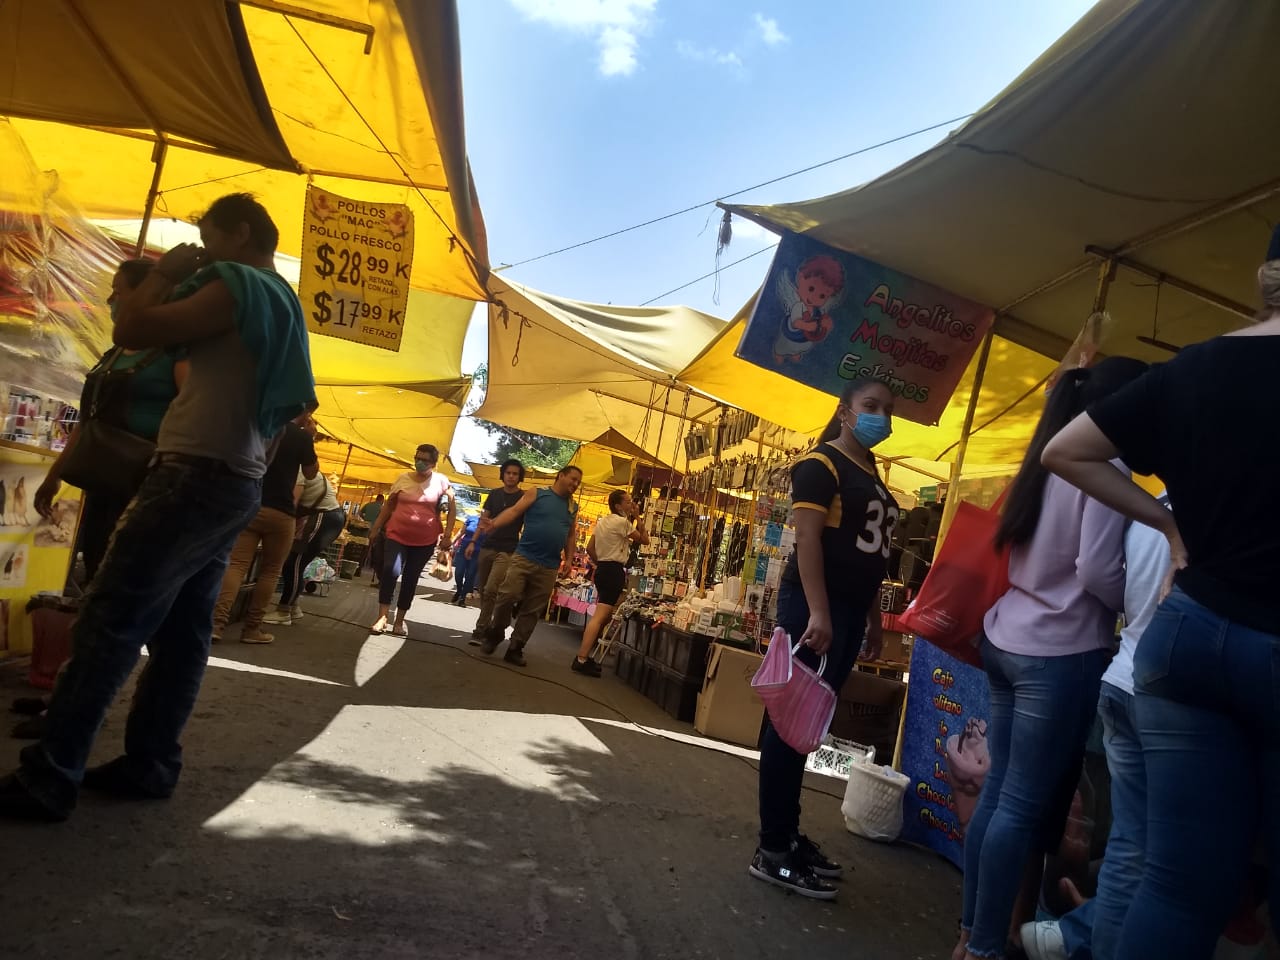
[[571, 657, 603, 677], [480, 631, 503, 656], [82, 756, 174, 800], [793, 834, 844, 879], [748, 847, 837, 900], [503, 648, 527, 667]]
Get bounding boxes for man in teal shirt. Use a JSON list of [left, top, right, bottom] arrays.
[[478, 466, 582, 666]]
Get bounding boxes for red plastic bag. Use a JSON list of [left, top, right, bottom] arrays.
[[751, 626, 838, 754], [898, 501, 1010, 668]]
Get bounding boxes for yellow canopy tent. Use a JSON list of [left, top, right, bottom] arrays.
[[478, 276, 728, 469], [721, 0, 1278, 364], [0, 0, 486, 459]]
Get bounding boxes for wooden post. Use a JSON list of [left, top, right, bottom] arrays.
[[135, 140, 168, 256]]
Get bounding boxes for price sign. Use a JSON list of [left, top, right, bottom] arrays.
[[299, 185, 415, 352]]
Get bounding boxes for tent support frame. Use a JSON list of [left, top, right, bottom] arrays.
[[892, 328, 993, 770]]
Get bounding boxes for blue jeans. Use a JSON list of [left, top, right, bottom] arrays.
[[18, 457, 260, 809], [757, 577, 869, 852], [378, 537, 436, 611], [1058, 683, 1145, 960], [1115, 588, 1280, 960], [962, 637, 1108, 959]]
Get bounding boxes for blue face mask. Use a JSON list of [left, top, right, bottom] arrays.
[[847, 412, 892, 448], [415, 459, 433, 474]]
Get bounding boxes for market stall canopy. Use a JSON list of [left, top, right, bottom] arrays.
[[722, 0, 1280, 365], [477, 276, 728, 468], [0, 0, 485, 452], [314, 438, 407, 485], [679, 294, 1056, 466]]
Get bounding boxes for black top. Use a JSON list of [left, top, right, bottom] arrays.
[[783, 442, 899, 615], [482, 488, 526, 553], [1090, 335, 1280, 634], [261, 422, 317, 515]]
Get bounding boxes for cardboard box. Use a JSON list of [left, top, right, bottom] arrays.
[[879, 630, 913, 666], [829, 668, 906, 762], [694, 643, 765, 748]]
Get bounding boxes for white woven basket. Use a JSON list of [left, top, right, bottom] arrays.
[[841, 760, 909, 842]]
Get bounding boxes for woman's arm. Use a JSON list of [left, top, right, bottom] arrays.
[[34, 422, 81, 518], [628, 518, 651, 545], [368, 491, 400, 541], [172, 358, 190, 392], [440, 487, 456, 549], [586, 533, 598, 563], [792, 508, 833, 654], [1043, 413, 1185, 568], [860, 587, 884, 662]]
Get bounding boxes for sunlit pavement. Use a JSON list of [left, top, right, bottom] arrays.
[[0, 575, 958, 959]]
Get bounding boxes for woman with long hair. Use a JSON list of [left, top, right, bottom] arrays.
[[955, 356, 1148, 960], [572, 488, 649, 677], [751, 376, 897, 900], [367, 444, 455, 637], [1040, 248, 1280, 960]]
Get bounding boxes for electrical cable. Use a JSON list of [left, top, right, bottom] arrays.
[[641, 244, 777, 306], [305, 609, 845, 801], [502, 113, 975, 270]]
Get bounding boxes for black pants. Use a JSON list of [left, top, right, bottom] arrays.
[[77, 491, 133, 584], [758, 577, 868, 852]]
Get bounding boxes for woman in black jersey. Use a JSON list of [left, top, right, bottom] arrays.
[[750, 376, 899, 900], [1042, 242, 1280, 960]]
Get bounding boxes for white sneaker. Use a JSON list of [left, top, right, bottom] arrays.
[[1020, 921, 1066, 960], [262, 607, 293, 626], [289, 605, 304, 621]]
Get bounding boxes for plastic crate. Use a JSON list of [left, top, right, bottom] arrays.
[[664, 628, 713, 681], [805, 735, 877, 781], [646, 628, 672, 669], [615, 647, 643, 686], [655, 664, 701, 723]]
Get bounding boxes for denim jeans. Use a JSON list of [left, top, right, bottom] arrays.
[[18, 457, 260, 809], [279, 506, 346, 605], [757, 576, 868, 852], [378, 537, 436, 611], [961, 637, 1108, 959], [1115, 588, 1280, 960], [1058, 682, 1144, 960]]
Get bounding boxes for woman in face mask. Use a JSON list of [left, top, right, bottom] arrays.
[[750, 376, 899, 901], [367, 443, 455, 636], [954, 356, 1148, 960], [35, 259, 188, 583]]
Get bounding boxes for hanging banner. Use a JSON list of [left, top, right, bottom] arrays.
[[897, 636, 991, 869], [299, 185, 414, 352], [735, 231, 995, 424]]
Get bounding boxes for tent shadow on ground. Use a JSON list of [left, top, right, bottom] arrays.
[[0, 579, 959, 958]]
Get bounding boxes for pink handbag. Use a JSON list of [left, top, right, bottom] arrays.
[[751, 626, 838, 754]]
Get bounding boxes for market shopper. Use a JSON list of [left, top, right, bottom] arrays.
[[1039, 247, 1280, 960], [211, 411, 318, 644], [1019, 495, 1170, 960], [267, 467, 345, 626], [572, 489, 648, 677], [450, 514, 483, 606], [367, 444, 455, 637], [751, 376, 896, 900], [954, 357, 1147, 960], [34, 259, 188, 582], [359, 494, 384, 525], [478, 465, 582, 667], [0, 193, 315, 821], [470, 459, 526, 641]]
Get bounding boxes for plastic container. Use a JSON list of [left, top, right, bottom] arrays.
[[841, 760, 910, 842], [805, 735, 877, 780], [28, 596, 77, 690], [664, 627, 713, 681]]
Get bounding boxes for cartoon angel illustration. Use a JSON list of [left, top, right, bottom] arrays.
[[309, 191, 336, 223], [773, 254, 845, 363]]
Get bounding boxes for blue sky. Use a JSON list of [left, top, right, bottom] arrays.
[[450, 0, 1096, 463]]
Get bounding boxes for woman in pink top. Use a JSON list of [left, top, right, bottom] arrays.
[[955, 357, 1146, 960], [367, 443, 455, 636]]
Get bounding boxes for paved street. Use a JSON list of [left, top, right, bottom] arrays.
[[0, 577, 958, 959]]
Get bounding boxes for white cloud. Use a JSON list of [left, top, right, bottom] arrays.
[[753, 12, 788, 46], [508, 0, 658, 77], [675, 40, 742, 68]]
